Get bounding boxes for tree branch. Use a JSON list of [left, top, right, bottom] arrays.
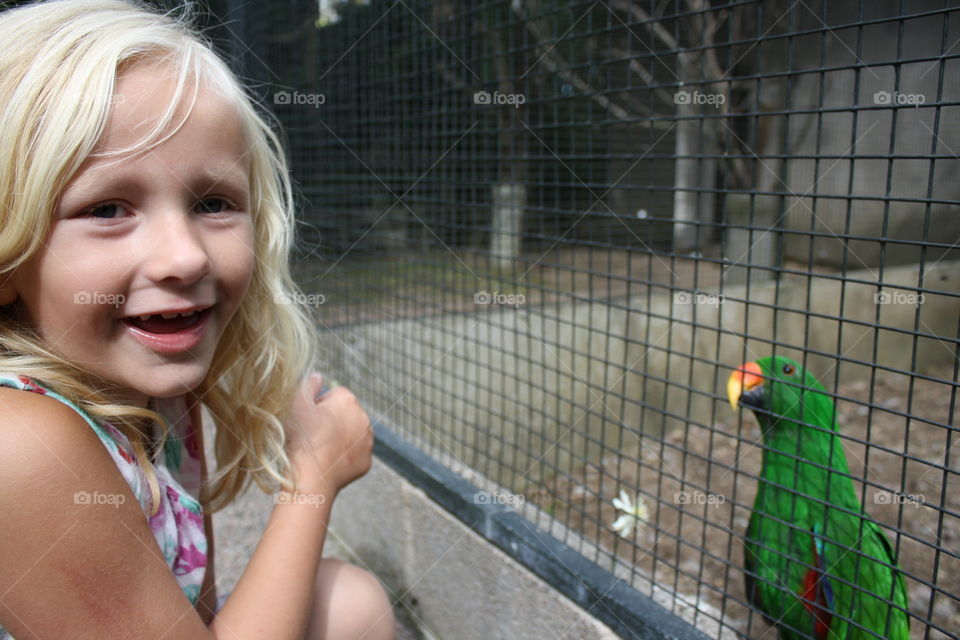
[[512, 3, 670, 129]]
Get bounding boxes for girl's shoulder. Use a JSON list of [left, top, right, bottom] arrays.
[[0, 372, 204, 502], [0, 372, 133, 452], [0, 373, 85, 432], [0, 376, 113, 487], [0, 372, 155, 511]]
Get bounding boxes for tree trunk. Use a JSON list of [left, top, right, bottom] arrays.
[[673, 100, 700, 252], [723, 79, 785, 284], [491, 183, 526, 271], [673, 101, 719, 253]]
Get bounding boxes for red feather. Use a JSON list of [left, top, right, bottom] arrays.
[[800, 536, 833, 639]]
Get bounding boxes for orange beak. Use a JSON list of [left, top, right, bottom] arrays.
[[727, 361, 764, 410]]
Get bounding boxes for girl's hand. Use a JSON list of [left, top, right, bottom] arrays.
[[282, 373, 373, 496]]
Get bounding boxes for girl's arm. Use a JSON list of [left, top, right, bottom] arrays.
[[209, 376, 373, 638], [209, 480, 338, 637], [0, 377, 370, 640]]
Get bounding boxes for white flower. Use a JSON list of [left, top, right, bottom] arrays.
[[611, 489, 648, 539]]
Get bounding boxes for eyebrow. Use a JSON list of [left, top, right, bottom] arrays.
[[190, 164, 251, 197], [63, 160, 251, 203]]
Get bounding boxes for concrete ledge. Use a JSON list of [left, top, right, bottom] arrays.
[[321, 423, 711, 640], [327, 455, 622, 639], [210, 456, 619, 639]]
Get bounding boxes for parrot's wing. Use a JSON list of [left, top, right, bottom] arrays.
[[744, 500, 825, 636], [821, 512, 910, 640], [742, 541, 781, 632], [853, 518, 910, 638]]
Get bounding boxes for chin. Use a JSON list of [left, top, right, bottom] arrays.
[[142, 367, 210, 399]]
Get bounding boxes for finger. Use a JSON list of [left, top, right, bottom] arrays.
[[303, 372, 325, 402]]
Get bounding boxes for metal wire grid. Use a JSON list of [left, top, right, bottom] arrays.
[[218, 0, 960, 638]]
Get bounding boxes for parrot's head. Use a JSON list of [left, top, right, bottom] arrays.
[[727, 356, 834, 429]]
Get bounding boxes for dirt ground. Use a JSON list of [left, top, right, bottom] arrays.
[[533, 361, 960, 639], [294, 246, 848, 328], [293, 247, 725, 326]]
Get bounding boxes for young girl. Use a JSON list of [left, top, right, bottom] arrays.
[[0, 0, 395, 638]]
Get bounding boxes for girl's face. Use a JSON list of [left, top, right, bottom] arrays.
[[7, 62, 255, 408]]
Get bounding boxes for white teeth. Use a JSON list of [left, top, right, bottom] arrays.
[[136, 310, 199, 321]]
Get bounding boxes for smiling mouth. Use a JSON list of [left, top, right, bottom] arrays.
[[121, 308, 212, 334]]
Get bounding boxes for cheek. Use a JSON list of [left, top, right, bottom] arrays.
[[220, 223, 256, 305], [17, 247, 94, 325]]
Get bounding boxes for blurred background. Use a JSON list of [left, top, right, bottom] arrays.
[[183, 0, 960, 637]]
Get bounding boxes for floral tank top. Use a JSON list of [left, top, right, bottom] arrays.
[[0, 373, 208, 638]]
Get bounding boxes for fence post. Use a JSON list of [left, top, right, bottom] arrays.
[[491, 182, 526, 270]]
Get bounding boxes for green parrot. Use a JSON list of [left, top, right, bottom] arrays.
[[726, 356, 909, 639]]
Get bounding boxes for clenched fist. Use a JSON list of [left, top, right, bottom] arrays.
[[282, 372, 373, 497]]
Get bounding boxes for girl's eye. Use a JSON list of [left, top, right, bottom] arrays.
[[197, 198, 232, 214], [783, 364, 795, 375], [77, 198, 236, 218], [83, 203, 124, 219]]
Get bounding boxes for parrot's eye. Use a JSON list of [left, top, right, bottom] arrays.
[[782, 364, 795, 375]]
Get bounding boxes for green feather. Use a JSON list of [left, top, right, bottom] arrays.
[[739, 356, 909, 640]]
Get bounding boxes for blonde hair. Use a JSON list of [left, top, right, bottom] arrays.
[[0, 0, 319, 514]]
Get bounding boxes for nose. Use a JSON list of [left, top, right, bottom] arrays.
[[141, 208, 210, 285]]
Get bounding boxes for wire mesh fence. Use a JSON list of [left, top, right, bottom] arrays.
[[217, 0, 960, 637]]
